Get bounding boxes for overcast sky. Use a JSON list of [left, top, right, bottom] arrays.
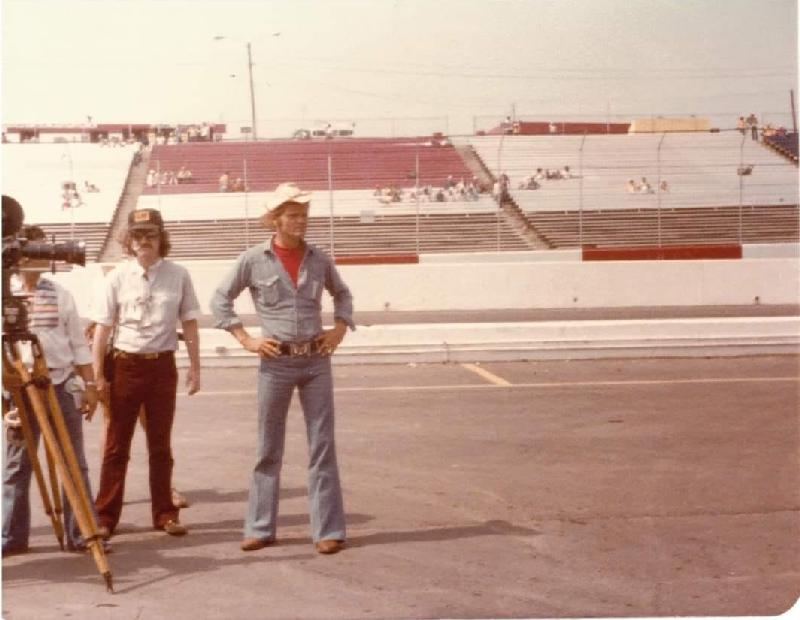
[[1, 0, 797, 137]]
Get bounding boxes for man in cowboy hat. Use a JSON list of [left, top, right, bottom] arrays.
[[210, 182, 354, 554]]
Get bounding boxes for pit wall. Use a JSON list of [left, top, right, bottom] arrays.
[[59, 253, 799, 319]]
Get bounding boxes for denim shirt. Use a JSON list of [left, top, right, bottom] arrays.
[[210, 239, 354, 342]]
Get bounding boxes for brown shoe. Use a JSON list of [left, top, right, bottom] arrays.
[[315, 539, 344, 554], [240, 538, 274, 552], [163, 520, 187, 536]]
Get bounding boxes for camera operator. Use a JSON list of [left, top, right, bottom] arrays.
[[2, 225, 107, 555]]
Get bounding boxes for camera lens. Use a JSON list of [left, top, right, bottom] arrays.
[[22, 240, 86, 267]]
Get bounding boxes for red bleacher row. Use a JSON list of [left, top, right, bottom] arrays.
[[144, 138, 473, 194]]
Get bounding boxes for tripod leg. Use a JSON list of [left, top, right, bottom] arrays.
[[8, 347, 113, 592], [42, 372, 105, 547], [43, 438, 64, 535], [5, 386, 65, 550]]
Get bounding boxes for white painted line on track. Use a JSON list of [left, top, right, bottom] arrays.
[[460, 363, 512, 386], [181, 376, 799, 397]]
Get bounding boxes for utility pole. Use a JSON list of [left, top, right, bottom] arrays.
[[790, 89, 797, 133], [247, 42, 258, 140]]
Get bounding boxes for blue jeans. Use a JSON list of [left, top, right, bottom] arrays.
[[245, 354, 345, 542], [2, 380, 99, 552]]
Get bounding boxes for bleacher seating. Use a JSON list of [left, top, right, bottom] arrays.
[[143, 138, 472, 194], [1, 143, 134, 223], [764, 132, 799, 163], [137, 189, 498, 221], [525, 204, 799, 248], [161, 211, 532, 260], [460, 132, 798, 212], [2, 143, 136, 261]]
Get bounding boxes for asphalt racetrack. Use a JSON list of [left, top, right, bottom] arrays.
[[2, 355, 799, 619]]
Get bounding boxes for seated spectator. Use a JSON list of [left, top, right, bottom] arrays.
[[435, 188, 446, 202], [219, 171, 230, 192], [549, 122, 557, 134], [659, 180, 669, 192], [639, 177, 653, 194], [373, 185, 382, 196], [146, 170, 156, 188], [561, 165, 573, 179], [626, 179, 638, 193], [533, 168, 545, 181], [231, 178, 247, 192]]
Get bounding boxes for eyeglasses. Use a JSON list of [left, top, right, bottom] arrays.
[[131, 230, 160, 241]]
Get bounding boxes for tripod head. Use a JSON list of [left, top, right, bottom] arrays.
[[2, 195, 86, 339]]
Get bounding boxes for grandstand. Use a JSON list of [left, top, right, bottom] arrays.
[[143, 138, 472, 194], [1, 143, 136, 260], [3, 127, 798, 260], [764, 132, 799, 164], [460, 131, 799, 248]]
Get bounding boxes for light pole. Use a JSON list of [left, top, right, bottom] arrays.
[[214, 36, 258, 140]]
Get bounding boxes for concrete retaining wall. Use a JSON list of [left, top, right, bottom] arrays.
[[55, 256, 799, 318]]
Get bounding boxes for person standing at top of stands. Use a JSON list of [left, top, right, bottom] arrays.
[[210, 182, 354, 555], [219, 171, 230, 192], [746, 113, 758, 141], [737, 116, 747, 135], [2, 221, 106, 555], [91, 208, 201, 538]]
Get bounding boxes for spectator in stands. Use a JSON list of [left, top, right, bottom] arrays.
[[219, 172, 231, 192], [746, 113, 758, 141], [549, 122, 558, 134], [626, 179, 638, 193], [737, 117, 747, 135], [91, 208, 201, 539], [2, 220, 105, 556], [146, 170, 156, 188], [231, 178, 247, 192], [560, 166, 573, 179], [659, 180, 669, 192], [534, 168, 545, 181], [210, 182, 352, 555], [84, 180, 100, 193], [176, 167, 189, 183], [639, 177, 654, 194]]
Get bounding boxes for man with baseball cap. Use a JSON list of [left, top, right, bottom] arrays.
[[91, 207, 201, 538], [210, 182, 354, 554]]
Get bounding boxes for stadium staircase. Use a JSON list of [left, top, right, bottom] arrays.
[[98, 148, 152, 262], [458, 142, 550, 249]]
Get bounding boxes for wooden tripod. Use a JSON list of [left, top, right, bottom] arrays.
[[2, 334, 113, 592]]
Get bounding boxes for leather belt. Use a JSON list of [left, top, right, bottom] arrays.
[[278, 340, 320, 357], [113, 349, 174, 360]]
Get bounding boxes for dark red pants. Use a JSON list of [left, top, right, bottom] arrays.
[[95, 352, 179, 531]]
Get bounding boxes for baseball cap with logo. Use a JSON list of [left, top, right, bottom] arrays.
[[128, 208, 164, 232], [263, 182, 312, 214]]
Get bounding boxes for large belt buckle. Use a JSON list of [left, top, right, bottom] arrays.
[[143, 352, 160, 360], [289, 342, 311, 357]]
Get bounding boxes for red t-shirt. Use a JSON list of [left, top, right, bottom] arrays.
[[272, 242, 304, 287]]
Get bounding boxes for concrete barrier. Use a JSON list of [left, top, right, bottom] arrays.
[[54, 256, 799, 318], [192, 317, 800, 366]]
